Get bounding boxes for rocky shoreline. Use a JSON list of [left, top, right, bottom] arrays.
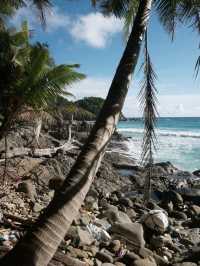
[[0, 127, 200, 266]]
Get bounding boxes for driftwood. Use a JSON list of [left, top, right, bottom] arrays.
[[0, 142, 76, 160]]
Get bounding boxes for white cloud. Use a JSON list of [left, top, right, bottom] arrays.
[[11, 6, 70, 32], [70, 12, 123, 48], [11, 9, 122, 48], [70, 76, 200, 117], [70, 77, 111, 99], [124, 94, 200, 117]]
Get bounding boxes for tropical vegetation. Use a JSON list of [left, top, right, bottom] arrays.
[[0, 22, 85, 143], [0, 1, 200, 266]]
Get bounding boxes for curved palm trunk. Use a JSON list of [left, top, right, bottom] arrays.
[[0, 1, 153, 265]]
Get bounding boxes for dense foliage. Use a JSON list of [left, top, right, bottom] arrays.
[[76, 97, 105, 117], [0, 22, 85, 137]]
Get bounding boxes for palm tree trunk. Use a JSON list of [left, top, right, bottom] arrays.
[[0, 1, 153, 265]]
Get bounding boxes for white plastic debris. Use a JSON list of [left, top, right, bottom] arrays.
[[86, 223, 111, 242], [141, 210, 169, 232]]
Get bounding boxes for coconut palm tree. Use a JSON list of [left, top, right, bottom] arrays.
[[0, 23, 85, 142], [1, 1, 200, 266]]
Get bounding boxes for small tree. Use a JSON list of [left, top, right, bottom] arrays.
[[0, 23, 85, 141]]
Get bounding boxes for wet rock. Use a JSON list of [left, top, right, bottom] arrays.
[[77, 227, 95, 246], [126, 209, 137, 220], [174, 263, 197, 266], [176, 188, 200, 204], [133, 257, 157, 266], [96, 251, 113, 263], [109, 240, 121, 253], [153, 254, 169, 266], [66, 225, 95, 246], [102, 204, 131, 224], [94, 259, 102, 266], [101, 264, 115, 266], [122, 252, 140, 265], [110, 223, 145, 250], [53, 252, 88, 266], [162, 191, 183, 206], [17, 180, 36, 202], [171, 211, 187, 220], [150, 235, 171, 249], [192, 169, 200, 177], [115, 262, 126, 266], [118, 197, 133, 208], [139, 247, 153, 258], [153, 161, 178, 174], [190, 205, 200, 216]]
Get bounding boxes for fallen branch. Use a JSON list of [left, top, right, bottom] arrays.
[[0, 142, 77, 159]]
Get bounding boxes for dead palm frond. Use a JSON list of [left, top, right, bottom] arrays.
[[138, 30, 159, 203]]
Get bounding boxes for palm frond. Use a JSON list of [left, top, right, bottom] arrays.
[[138, 30, 158, 202], [94, 0, 132, 18], [155, 0, 179, 39], [24, 64, 85, 109], [123, 0, 139, 39], [195, 54, 200, 78], [178, 0, 200, 33], [32, 0, 52, 26]]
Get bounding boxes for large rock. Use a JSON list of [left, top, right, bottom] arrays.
[[102, 204, 132, 224], [110, 223, 145, 250], [142, 210, 169, 233], [192, 169, 200, 177], [95, 251, 113, 263], [52, 252, 88, 266], [176, 188, 200, 204], [133, 257, 157, 266], [153, 162, 178, 175], [190, 205, 200, 216], [77, 227, 95, 246], [66, 226, 95, 246], [162, 190, 183, 206]]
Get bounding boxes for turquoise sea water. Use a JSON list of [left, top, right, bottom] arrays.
[[118, 117, 200, 172]]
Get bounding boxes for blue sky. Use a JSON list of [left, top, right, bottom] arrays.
[[11, 0, 200, 117]]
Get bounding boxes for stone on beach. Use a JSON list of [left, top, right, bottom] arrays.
[[110, 223, 145, 249]]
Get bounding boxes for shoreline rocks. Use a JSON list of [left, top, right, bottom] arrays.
[[0, 127, 200, 265]]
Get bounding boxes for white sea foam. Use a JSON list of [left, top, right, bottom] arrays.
[[120, 131, 200, 171], [118, 128, 200, 139]]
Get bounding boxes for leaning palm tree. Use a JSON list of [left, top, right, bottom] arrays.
[[1, 1, 200, 266]]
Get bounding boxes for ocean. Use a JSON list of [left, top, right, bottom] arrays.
[[118, 117, 200, 172]]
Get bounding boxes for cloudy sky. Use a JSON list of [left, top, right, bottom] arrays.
[[11, 0, 200, 117]]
